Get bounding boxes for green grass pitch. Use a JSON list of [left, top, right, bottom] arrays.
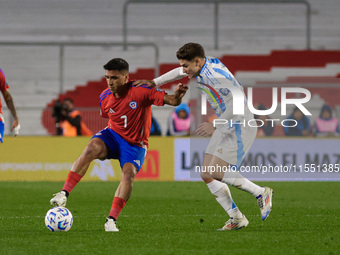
[[0, 181, 339, 255]]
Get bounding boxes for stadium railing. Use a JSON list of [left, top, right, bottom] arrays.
[[0, 41, 160, 95], [123, 0, 311, 50]]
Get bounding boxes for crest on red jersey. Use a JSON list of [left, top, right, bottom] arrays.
[[129, 101, 138, 109]]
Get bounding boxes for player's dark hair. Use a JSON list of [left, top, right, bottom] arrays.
[[103, 58, 129, 72], [176, 43, 205, 61], [63, 97, 73, 104]]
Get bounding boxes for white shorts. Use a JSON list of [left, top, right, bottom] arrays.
[[206, 119, 257, 167]]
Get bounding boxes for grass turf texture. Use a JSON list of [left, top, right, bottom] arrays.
[[0, 182, 339, 255]]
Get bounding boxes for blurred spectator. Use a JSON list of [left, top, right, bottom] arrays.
[[314, 104, 340, 137], [167, 103, 192, 136], [52, 99, 64, 135], [52, 98, 92, 137], [150, 114, 162, 136], [284, 107, 311, 136], [254, 104, 275, 136]]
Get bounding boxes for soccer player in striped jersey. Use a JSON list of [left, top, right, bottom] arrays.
[[50, 58, 188, 231], [134, 43, 273, 231], [0, 69, 20, 143]]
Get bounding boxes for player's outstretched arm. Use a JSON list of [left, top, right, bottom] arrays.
[[163, 83, 188, 106], [133, 67, 186, 88]]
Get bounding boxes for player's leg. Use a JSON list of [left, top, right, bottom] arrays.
[[210, 118, 273, 220], [208, 150, 273, 221], [220, 122, 273, 220], [202, 153, 248, 231], [114, 163, 137, 200], [70, 138, 108, 176], [105, 132, 146, 232], [222, 166, 265, 197], [50, 138, 108, 206], [222, 165, 273, 221], [105, 163, 138, 232]]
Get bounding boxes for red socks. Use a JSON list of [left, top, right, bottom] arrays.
[[62, 171, 126, 221], [109, 197, 127, 220], [62, 171, 83, 194]]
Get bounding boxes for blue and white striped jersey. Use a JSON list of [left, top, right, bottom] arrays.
[[196, 56, 246, 117]]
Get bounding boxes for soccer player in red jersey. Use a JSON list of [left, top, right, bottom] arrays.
[[50, 58, 188, 231], [0, 69, 20, 143]]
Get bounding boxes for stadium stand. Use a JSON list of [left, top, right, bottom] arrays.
[[0, 0, 340, 135], [41, 50, 340, 135]]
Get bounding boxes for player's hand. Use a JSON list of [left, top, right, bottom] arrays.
[[11, 119, 20, 136], [195, 122, 215, 137], [174, 83, 188, 100], [133, 80, 156, 88]]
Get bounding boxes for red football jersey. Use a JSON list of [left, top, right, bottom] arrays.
[[99, 82, 165, 147], [0, 69, 10, 115]]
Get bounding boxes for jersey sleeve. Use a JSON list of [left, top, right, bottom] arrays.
[[153, 67, 186, 86], [139, 86, 166, 106], [99, 89, 110, 118], [100, 107, 109, 118], [0, 69, 9, 93], [151, 88, 166, 106]]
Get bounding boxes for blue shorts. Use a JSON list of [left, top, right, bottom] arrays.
[[0, 120, 4, 143], [92, 128, 146, 171]]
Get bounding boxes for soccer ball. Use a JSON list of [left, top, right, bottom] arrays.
[[45, 207, 73, 232]]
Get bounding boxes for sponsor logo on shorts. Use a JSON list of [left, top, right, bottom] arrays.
[[133, 160, 141, 167]]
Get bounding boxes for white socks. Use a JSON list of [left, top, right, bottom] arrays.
[[222, 171, 265, 197], [207, 180, 243, 219]]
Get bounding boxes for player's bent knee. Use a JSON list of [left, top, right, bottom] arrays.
[[84, 139, 107, 160], [122, 164, 137, 183], [122, 170, 136, 183], [200, 171, 213, 183]]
